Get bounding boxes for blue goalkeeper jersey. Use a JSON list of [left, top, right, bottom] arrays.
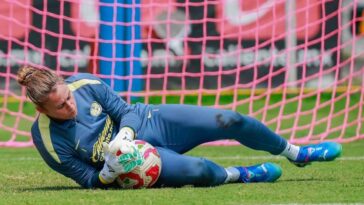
[[31, 73, 150, 188], [31, 73, 288, 189]]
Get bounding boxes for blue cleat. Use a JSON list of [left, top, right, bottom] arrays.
[[289, 142, 342, 167], [236, 162, 282, 183]]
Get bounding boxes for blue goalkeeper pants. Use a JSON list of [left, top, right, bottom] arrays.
[[138, 104, 287, 187]]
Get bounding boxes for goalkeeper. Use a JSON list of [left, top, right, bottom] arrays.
[[17, 66, 342, 188]]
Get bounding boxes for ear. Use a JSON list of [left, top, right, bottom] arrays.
[[36, 106, 46, 113]]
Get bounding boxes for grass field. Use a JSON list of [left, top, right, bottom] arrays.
[[0, 141, 363, 205], [1, 94, 364, 204]]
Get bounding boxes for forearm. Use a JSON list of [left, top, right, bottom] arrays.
[[119, 112, 141, 135]]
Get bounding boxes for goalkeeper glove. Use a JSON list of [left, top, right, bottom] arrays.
[[114, 127, 135, 142], [99, 140, 144, 184]]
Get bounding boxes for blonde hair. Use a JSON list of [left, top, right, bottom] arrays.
[[17, 66, 64, 106]]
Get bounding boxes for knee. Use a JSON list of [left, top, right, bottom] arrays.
[[185, 158, 217, 186], [216, 111, 245, 129]]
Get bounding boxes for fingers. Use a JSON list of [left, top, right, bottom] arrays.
[[109, 140, 121, 154], [120, 143, 133, 154], [124, 161, 139, 172], [118, 151, 143, 164], [118, 153, 134, 163], [120, 158, 144, 173], [109, 139, 134, 154], [117, 146, 144, 173], [130, 146, 139, 158]]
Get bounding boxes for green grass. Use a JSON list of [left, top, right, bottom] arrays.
[[0, 141, 364, 204], [1, 93, 364, 204]]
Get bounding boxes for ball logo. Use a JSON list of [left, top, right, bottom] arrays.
[[90, 102, 102, 117]]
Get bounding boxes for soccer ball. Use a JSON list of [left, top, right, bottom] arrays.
[[116, 140, 162, 189]]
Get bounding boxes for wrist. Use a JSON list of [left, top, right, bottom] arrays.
[[99, 164, 118, 184]]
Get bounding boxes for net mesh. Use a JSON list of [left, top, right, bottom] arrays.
[[1, 0, 364, 147]]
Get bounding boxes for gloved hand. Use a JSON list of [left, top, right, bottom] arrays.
[[99, 140, 144, 184], [114, 127, 135, 142]]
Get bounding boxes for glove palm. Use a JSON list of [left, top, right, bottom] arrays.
[[99, 140, 144, 184]]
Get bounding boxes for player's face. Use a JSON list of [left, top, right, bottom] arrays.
[[38, 83, 77, 120]]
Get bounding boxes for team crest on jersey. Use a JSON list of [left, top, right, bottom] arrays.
[[90, 101, 102, 116]]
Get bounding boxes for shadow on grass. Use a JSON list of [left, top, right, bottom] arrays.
[[280, 177, 335, 182], [19, 186, 83, 192]]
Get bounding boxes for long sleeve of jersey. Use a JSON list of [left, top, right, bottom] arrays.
[[31, 117, 106, 188], [83, 74, 142, 132]]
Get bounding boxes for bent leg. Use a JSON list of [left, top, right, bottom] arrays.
[[153, 147, 227, 187]]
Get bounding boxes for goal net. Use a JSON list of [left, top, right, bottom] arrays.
[[1, 0, 364, 147]]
